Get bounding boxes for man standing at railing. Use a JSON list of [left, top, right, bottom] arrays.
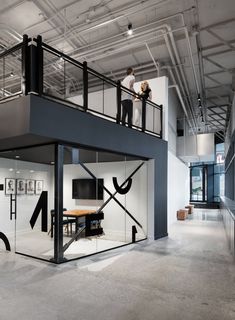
[[121, 67, 135, 128]]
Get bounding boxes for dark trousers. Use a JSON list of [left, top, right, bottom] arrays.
[[121, 99, 133, 128]]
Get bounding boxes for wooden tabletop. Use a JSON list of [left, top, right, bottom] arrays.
[[63, 209, 96, 217]]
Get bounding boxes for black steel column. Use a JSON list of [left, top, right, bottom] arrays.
[[83, 61, 88, 111], [37, 35, 43, 95], [54, 144, 64, 263], [21, 34, 29, 95], [116, 80, 121, 124]]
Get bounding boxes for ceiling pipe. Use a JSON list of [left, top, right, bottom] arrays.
[[42, 0, 173, 44], [168, 85, 189, 118], [144, 41, 195, 133], [145, 43, 160, 77], [0, 23, 22, 42], [167, 65, 196, 134]]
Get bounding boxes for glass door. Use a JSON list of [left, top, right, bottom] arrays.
[[190, 166, 207, 202]]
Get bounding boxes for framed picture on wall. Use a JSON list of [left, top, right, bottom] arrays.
[[35, 180, 43, 195], [26, 179, 35, 195], [5, 178, 16, 195], [16, 179, 26, 195]]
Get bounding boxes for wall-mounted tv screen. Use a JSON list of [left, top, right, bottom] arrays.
[[72, 178, 104, 200]]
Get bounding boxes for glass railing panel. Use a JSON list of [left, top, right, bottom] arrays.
[[43, 49, 65, 98], [0, 48, 22, 100], [64, 59, 83, 107], [145, 100, 161, 136]]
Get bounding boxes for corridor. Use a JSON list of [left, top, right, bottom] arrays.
[[0, 209, 234, 320]]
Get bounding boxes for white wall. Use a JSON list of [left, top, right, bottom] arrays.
[[167, 87, 190, 227], [168, 88, 181, 155], [167, 151, 189, 227]]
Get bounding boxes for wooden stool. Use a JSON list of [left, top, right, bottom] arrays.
[[185, 204, 194, 214], [177, 209, 189, 220]]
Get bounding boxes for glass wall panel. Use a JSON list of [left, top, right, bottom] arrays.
[[0, 157, 17, 252], [62, 146, 148, 261], [0, 145, 55, 261], [191, 167, 203, 201]]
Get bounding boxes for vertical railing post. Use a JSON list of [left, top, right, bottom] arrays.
[[37, 35, 43, 95], [54, 144, 64, 263], [142, 99, 146, 132], [116, 80, 121, 124], [160, 104, 163, 139], [21, 34, 29, 95], [83, 61, 88, 111]]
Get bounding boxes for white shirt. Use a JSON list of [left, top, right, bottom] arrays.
[[121, 74, 135, 100]]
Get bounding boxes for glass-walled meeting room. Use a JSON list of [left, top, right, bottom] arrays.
[[0, 143, 148, 263]]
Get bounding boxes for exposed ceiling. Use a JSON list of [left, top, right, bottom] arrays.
[[0, 0, 235, 140]]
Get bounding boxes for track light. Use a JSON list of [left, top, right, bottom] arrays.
[[127, 23, 133, 36]]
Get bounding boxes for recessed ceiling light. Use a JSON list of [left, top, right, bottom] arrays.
[[9, 168, 14, 172], [50, 161, 55, 165], [16, 170, 20, 174], [15, 155, 20, 159], [30, 170, 34, 173]]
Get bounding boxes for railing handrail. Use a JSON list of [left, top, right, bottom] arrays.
[[0, 34, 163, 138], [34, 38, 162, 111], [0, 36, 31, 60]]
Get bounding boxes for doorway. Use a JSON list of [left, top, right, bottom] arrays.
[[190, 166, 207, 202]]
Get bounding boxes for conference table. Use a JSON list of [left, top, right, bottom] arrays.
[[50, 209, 103, 238]]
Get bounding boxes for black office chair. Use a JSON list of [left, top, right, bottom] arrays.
[[50, 208, 77, 238]]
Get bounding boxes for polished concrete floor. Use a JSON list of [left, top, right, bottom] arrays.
[[0, 209, 235, 320]]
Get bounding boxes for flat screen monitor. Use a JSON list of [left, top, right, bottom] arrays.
[[72, 178, 104, 200]]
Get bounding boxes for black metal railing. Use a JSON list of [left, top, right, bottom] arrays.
[[0, 34, 31, 101], [0, 34, 163, 138]]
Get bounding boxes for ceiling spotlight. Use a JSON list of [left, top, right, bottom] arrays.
[[10, 71, 14, 77], [59, 56, 64, 62], [199, 101, 202, 109], [127, 23, 133, 36], [197, 93, 201, 102]]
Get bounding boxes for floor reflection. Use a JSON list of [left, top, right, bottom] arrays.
[[188, 209, 222, 222]]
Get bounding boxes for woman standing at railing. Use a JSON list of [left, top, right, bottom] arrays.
[[134, 80, 152, 127]]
